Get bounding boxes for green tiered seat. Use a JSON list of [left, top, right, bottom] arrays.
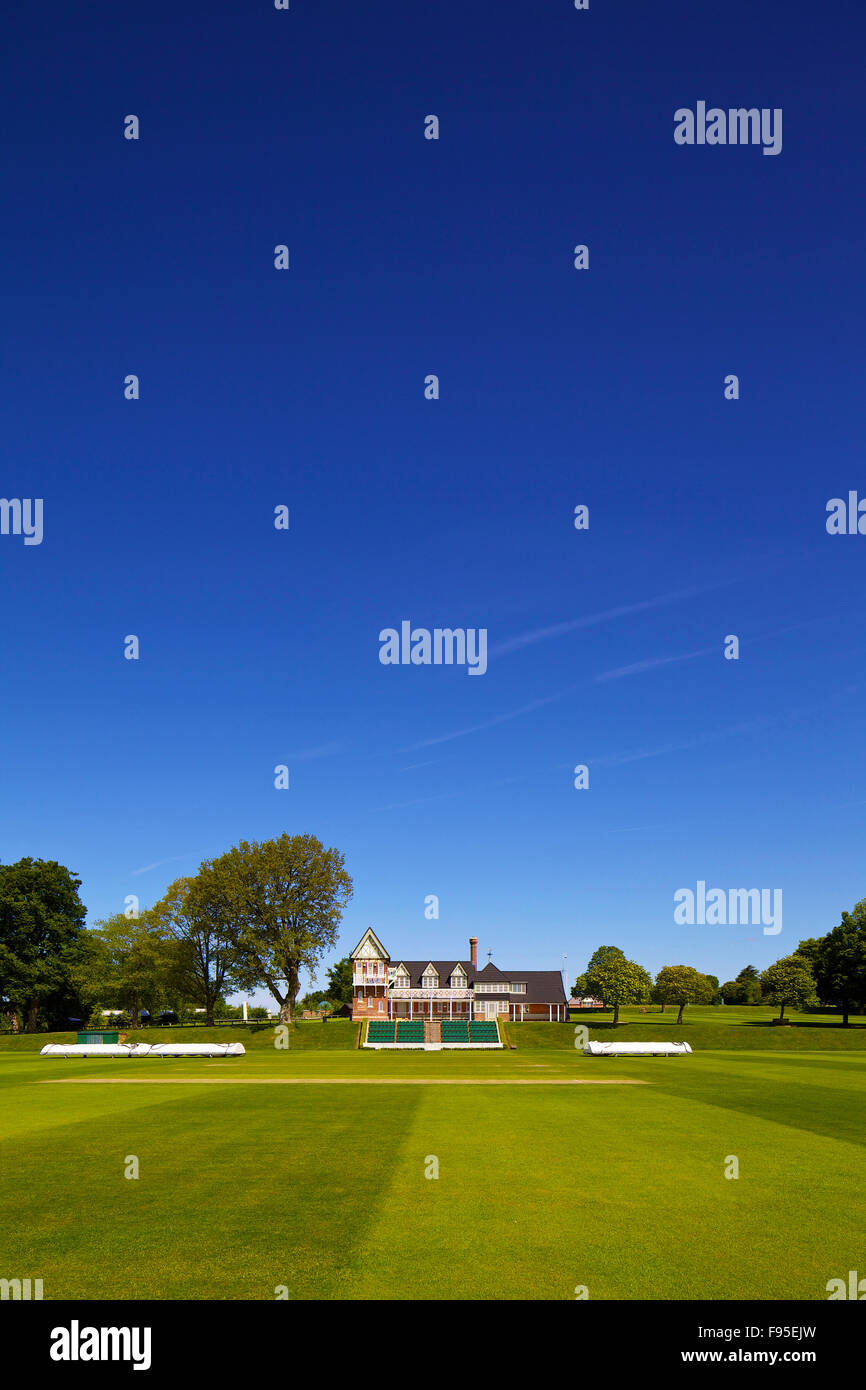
[[367, 1021, 396, 1042], [441, 1020, 470, 1042], [469, 1021, 499, 1041], [395, 1020, 425, 1042]]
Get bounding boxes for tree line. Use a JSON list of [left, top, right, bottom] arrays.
[[3, 836, 866, 1032], [573, 908, 866, 1025], [0, 833, 353, 1032]]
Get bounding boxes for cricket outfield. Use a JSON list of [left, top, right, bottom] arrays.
[[1, 1012, 864, 1301]]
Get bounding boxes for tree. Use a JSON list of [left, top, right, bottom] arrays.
[[325, 957, 353, 1008], [83, 912, 178, 1027], [654, 965, 716, 1024], [580, 946, 652, 1025], [703, 974, 721, 1005], [735, 965, 762, 1004], [0, 858, 88, 1031], [720, 965, 761, 1005], [650, 978, 667, 1013], [721, 973, 761, 1005], [760, 955, 817, 1022], [192, 833, 353, 1024], [798, 906, 866, 1025], [152, 876, 239, 1026]]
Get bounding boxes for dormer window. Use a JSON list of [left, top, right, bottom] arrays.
[[421, 963, 439, 989]]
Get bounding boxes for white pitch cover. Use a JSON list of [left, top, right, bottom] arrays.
[[583, 1040, 693, 1056], [40, 1042, 246, 1058]]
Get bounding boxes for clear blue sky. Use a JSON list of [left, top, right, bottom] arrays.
[[3, 0, 865, 1004]]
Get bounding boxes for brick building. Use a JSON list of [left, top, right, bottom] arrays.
[[350, 928, 570, 1023]]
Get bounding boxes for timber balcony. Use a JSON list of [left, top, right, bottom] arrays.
[[389, 986, 472, 1001]]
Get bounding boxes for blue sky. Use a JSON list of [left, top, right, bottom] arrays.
[[3, 0, 865, 1004]]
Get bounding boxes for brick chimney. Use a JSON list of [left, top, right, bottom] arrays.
[[469, 936, 478, 968]]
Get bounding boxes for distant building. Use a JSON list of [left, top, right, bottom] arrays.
[[301, 1004, 331, 1020], [350, 929, 569, 1022]]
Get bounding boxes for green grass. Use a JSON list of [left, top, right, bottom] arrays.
[[513, 1005, 866, 1051], [1, 1031, 864, 1300], [0, 1020, 360, 1052]]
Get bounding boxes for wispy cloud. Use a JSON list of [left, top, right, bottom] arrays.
[[594, 646, 716, 683], [593, 714, 779, 768], [131, 854, 190, 877], [488, 584, 721, 660], [594, 616, 838, 685], [368, 791, 463, 813], [285, 741, 342, 762], [593, 682, 861, 768], [401, 596, 834, 755], [403, 687, 578, 751]]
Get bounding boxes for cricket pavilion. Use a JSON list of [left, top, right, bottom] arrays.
[[350, 929, 570, 1025]]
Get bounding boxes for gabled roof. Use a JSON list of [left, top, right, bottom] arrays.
[[386, 959, 568, 1004], [348, 934, 568, 1004], [394, 961, 477, 987], [349, 927, 390, 961]]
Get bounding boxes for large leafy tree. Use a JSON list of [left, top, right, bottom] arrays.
[[325, 957, 354, 1008], [760, 954, 817, 1022], [737, 965, 762, 1005], [703, 974, 721, 1005], [83, 911, 178, 1026], [654, 965, 716, 1024], [721, 973, 762, 1005], [0, 858, 87, 1032], [192, 834, 353, 1024], [578, 946, 652, 1025], [152, 876, 239, 1026], [798, 906, 866, 1025]]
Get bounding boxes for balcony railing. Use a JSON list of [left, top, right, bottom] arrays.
[[390, 987, 471, 1001]]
